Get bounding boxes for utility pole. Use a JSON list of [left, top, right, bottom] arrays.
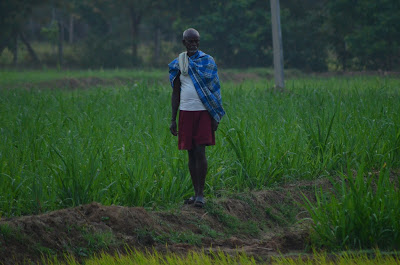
[[270, 0, 284, 88]]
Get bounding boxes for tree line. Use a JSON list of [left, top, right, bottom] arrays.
[[1, 0, 399, 71]]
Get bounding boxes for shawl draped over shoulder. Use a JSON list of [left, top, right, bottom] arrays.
[[168, 50, 225, 122]]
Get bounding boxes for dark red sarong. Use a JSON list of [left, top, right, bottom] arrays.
[[178, 110, 215, 150]]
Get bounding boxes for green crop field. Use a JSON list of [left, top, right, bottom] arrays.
[[45, 249, 400, 265], [0, 69, 165, 87], [1, 71, 400, 260], [1, 73, 399, 217]]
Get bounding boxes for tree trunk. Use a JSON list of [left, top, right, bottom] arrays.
[[129, 7, 141, 66], [337, 39, 347, 71], [12, 33, 18, 67], [19, 32, 41, 65], [0, 41, 6, 57], [154, 27, 161, 66], [58, 20, 64, 67], [69, 14, 74, 44]]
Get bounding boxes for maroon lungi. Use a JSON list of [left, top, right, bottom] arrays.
[[178, 110, 215, 150]]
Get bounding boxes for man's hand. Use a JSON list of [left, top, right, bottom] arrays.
[[212, 119, 219, 131], [170, 120, 178, 136]]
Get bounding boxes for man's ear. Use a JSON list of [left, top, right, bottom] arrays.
[[182, 39, 186, 46]]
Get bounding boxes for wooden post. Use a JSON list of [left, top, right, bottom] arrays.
[[270, 0, 284, 88]]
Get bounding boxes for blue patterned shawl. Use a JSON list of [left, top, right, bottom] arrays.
[[168, 50, 225, 122]]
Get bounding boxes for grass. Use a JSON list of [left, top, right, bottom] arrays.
[[271, 250, 400, 265], [0, 223, 26, 244], [1, 71, 400, 252], [265, 194, 299, 227], [42, 248, 400, 265], [135, 229, 202, 246], [0, 73, 399, 217], [0, 223, 13, 241], [0, 68, 165, 87], [82, 230, 117, 255], [303, 164, 400, 250], [204, 200, 260, 237]]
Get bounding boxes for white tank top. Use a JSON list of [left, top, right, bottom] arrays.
[[179, 74, 206, 111]]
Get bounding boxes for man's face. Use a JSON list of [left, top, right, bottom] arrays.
[[183, 35, 200, 56]]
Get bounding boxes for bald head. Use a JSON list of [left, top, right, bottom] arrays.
[[183, 28, 200, 40], [182, 28, 200, 56]]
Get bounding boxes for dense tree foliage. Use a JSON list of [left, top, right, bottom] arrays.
[[0, 0, 44, 65], [280, 0, 329, 71], [0, 0, 399, 70], [179, 0, 272, 68]]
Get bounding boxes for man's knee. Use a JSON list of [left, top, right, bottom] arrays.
[[193, 145, 206, 160]]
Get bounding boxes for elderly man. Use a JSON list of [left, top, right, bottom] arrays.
[[168, 28, 225, 208]]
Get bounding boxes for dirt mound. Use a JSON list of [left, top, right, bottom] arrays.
[[0, 179, 331, 264]]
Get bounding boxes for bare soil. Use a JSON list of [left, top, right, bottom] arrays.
[[0, 179, 334, 265]]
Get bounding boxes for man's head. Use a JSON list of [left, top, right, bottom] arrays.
[[182, 28, 200, 56]]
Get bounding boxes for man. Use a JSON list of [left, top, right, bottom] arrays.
[[168, 28, 225, 208]]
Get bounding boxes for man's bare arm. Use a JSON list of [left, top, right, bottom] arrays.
[[170, 72, 181, 136]]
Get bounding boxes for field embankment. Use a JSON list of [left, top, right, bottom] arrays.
[[0, 179, 326, 264]]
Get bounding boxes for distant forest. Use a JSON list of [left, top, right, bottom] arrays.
[[1, 0, 399, 71]]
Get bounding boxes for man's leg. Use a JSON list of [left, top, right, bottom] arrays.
[[188, 149, 199, 197], [191, 145, 207, 198]]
